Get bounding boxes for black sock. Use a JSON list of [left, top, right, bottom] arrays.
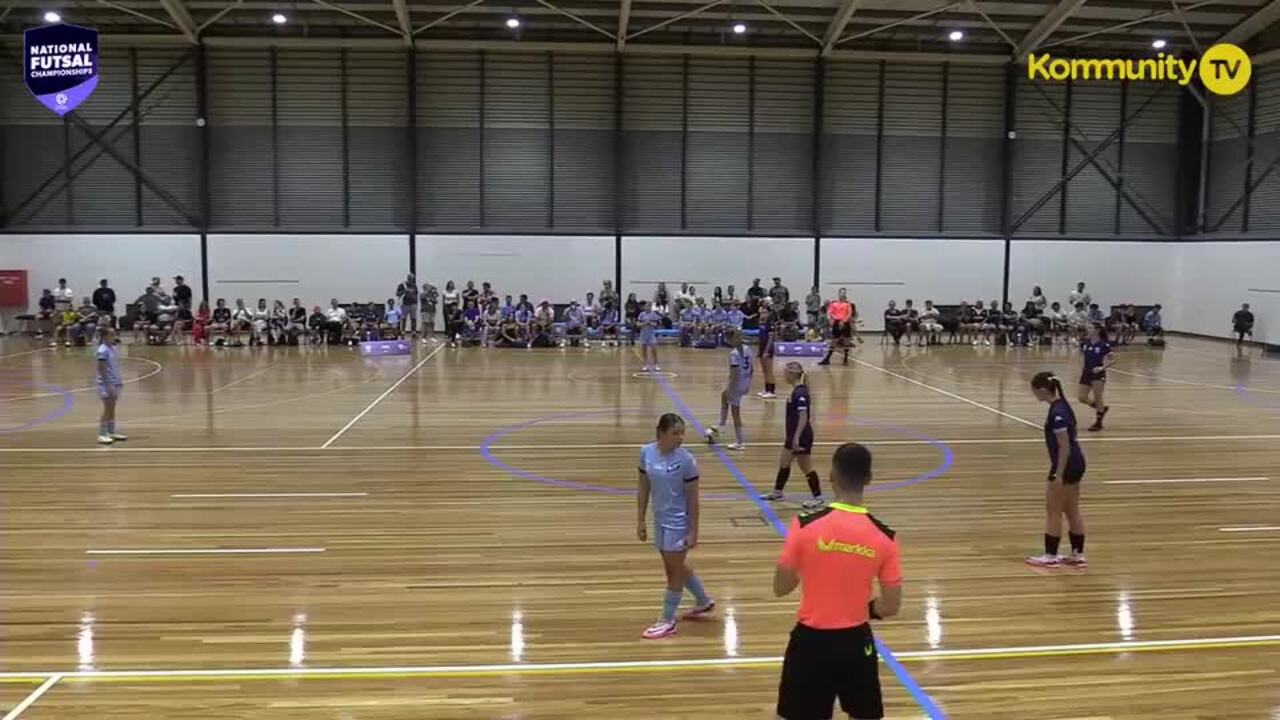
[[774, 467, 791, 492], [842, 348, 849, 361], [805, 471, 822, 497], [1044, 534, 1061, 555], [820, 349, 833, 362], [766, 383, 775, 394], [1069, 532, 1085, 554]]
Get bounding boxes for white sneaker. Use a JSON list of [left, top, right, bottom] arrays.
[[725, 442, 745, 451], [763, 489, 784, 501], [761, 392, 777, 399], [97, 435, 113, 445], [1062, 553, 1087, 568], [641, 620, 677, 639], [1024, 554, 1062, 568], [653, 366, 661, 371], [642, 365, 651, 372], [64, 341, 72, 347], [109, 433, 128, 442], [971, 339, 979, 346], [802, 496, 827, 510], [984, 339, 993, 346]]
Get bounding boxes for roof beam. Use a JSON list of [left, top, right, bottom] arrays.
[[534, 0, 617, 41], [158, 0, 199, 42], [392, 0, 414, 45], [1014, 0, 1087, 60], [1219, 0, 1280, 45], [820, 0, 865, 56], [617, 0, 631, 51]]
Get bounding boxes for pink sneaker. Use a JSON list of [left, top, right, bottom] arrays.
[[641, 620, 677, 639], [681, 600, 716, 620], [1025, 554, 1062, 568]]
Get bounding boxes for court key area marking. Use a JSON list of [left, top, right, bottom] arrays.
[[849, 358, 1040, 429]]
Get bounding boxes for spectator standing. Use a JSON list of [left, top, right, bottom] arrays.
[[53, 278, 74, 312], [442, 281, 460, 342], [172, 276, 193, 309], [747, 278, 766, 302], [92, 279, 117, 321], [1068, 282, 1091, 312], [1028, 285, 1048, 313], [804, 286, 822, 329], [422, 281, 439, 342], [398, 273, 420, 337], [769, 277, 790, 307], [600, 280, 619, 310]]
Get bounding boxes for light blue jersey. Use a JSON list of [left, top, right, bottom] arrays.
[[639, 310, 661, 345], [726, 308, 745, 328], [709, 308, 728, 326], [95, 342, 122, 396], [639, 442, 700, 531], [681, 307, 703, 325]]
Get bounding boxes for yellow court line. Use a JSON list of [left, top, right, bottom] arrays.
[[7, 635, 1279, 685]]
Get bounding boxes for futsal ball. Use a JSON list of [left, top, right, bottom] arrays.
[[704, 427, 720, 444]]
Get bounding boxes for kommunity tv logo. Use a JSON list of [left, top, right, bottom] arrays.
[[1027, 43, 1251, 96]]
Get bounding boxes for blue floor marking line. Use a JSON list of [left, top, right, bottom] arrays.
[[648, 369, 948, 720]]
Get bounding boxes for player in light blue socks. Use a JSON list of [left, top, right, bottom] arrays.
[[638, 414, 716, 639]]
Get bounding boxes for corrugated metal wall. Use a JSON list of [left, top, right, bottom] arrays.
[[0, 50, 1208, 238]]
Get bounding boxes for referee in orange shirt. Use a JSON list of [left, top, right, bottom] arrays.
[[818, 289, 856, 366], [773, 443, 902, 720]]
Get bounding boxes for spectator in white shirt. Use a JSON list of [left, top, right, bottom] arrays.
[[918, 300, 943, 345], [250, 298, 270, 346], [323, 299, 349, 345], [1046, 301, 1068, 343], [1067, 302, 1090, 339], [53, 278, 74, 311], [1028, 286, 1048, 313], [1067, 282, 1091, 311]]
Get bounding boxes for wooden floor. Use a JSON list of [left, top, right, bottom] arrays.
[[1, 335, 1278, 719]]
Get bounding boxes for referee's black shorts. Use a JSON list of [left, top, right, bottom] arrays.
[[777, 622, 882, 720]]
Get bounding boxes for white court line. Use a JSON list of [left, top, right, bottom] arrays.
[[208, 364, 278, 394], [320, 344, 444, 449], [1218, 526, 1280, 533], [850, 358, 1040, 429], [0, 357, 164, 402], [170, 492, 367, 498], [0, 347, 54, 363], [6, 433, 1280, 454], [0, 634, 1278, 682], [86, 548, 326, 555], [1106, 477, 1269, 485], [1, 674, 61, 719]]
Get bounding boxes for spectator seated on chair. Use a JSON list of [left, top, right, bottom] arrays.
[[600, 303, 621, 347], [74, 297, 99, 345], [1001, 302, 1021, 345], [900, 299, 921, 346], [285, 299, 307, 345], [778, 300, 802, 341], [1233, 303, 1255, 348], [1045, 302, 1068, 344], [562, 300, 586, 348], [248, 299, 271, 347], [227, 299, 252, 346], [459, 300, 484, 346], [169, 302, 194, 345], [1143, 304, 1165, 346], [51, 306, 81, 347], [209, 299, 232, 346], [481, 300, 503, 347], [883, 300, 905, 345], [1021, 301, 1045, 345], [532, 300, 556, 346], [1067, 302, 1090, 341], [322, 299, 348, 345], [308, 306, 326, 345], [193, 301, 212, 345], [382, 299, 402, 340], [919, 300, 943, 345]]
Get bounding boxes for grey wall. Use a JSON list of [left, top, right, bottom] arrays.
[[0, 48, 1218, 238]]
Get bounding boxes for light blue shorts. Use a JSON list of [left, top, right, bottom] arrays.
[[653, 524, 690, 553], [97, 383, 122, 400]]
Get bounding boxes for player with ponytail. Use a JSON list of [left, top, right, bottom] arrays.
[[765, 362, 825, 509], [1026, 372, 1088, 568], [1079, 323, 1116, 431]]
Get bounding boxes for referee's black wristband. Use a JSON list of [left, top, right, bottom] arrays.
[[869, 601, 882, 621]]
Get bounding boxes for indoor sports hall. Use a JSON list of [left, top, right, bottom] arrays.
[[2, 1, 1280, 718]]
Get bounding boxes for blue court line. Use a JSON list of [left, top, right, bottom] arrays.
[[0, 382, 75, 435], [648, 370, 949, 720]]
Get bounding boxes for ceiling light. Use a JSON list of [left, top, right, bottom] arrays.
[[948, 30, 964, 42], [732, 22, 747, 34], [43, 10, 61, 22], [271, 12, 287, 23], [1152, 39, 1167, 50], [506, 16, 521, 29]]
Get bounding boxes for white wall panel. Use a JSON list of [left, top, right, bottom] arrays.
[[0, 234, 200, 326], [1009, 241, 1174, 318], [416, 235, 613, 314], [1175, 243, 1280, 344], [820, 238, 1004, 330], [624, 236, 813, 305], [207, 234, 408, 310]]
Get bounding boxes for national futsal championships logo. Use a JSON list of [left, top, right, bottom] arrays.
[[1027, 43, 1251, 96]]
